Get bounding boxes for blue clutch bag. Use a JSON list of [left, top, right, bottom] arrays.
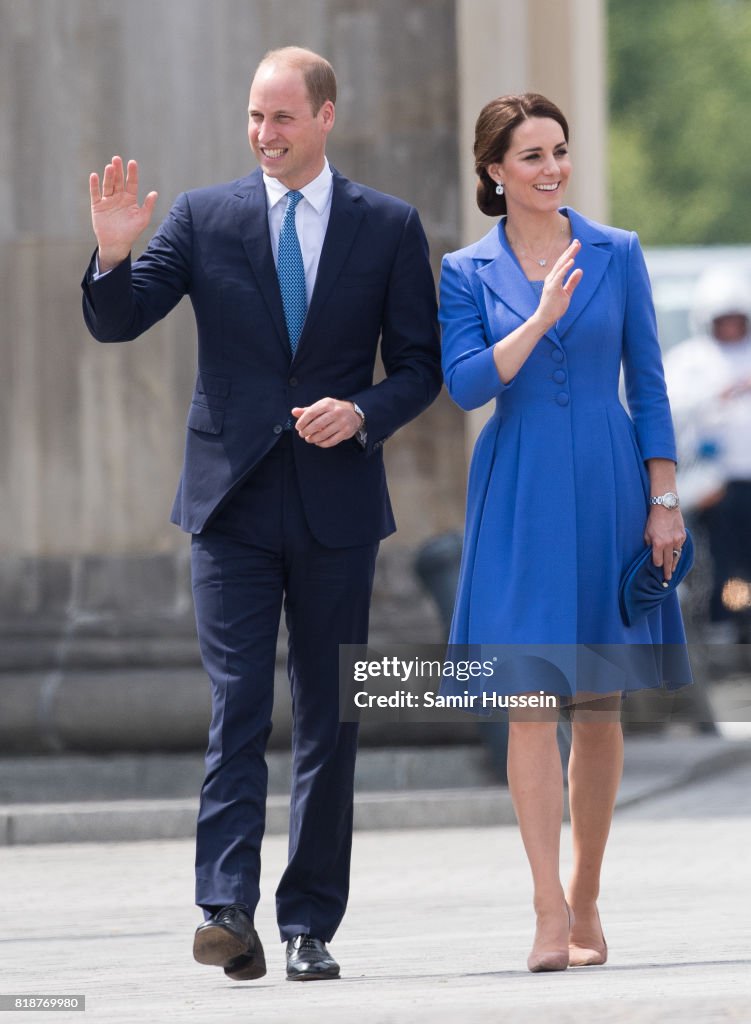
[[618, 529, 695, 627]]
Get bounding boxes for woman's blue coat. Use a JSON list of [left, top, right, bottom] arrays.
[[439, 208, 690, 693]]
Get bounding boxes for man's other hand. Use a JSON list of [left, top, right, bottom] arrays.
[[292, 399, 363, 448]]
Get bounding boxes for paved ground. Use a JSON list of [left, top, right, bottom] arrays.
[[1, 759, 750, 1023]]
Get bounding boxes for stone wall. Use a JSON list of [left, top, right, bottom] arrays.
[[0, 0, 464, 749]]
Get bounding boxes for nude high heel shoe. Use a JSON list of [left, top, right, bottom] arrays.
[[568, 903, 607, 967], [527, 903, 572, 973]]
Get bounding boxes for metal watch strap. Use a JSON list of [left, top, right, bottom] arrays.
[[650, 492, 680, 509]]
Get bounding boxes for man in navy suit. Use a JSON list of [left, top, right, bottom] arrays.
[[82, 46, 440, 982]]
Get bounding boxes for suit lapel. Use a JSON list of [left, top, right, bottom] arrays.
[[294, 171, 365, 357], [233, 171, 289, 354]]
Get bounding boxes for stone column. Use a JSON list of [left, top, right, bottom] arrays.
[[455, 0, 607, 455], [0, 0, 462, 752]]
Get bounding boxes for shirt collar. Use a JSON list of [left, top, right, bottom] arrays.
[[263, 159, 333, 214]]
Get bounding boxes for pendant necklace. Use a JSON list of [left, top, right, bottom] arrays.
[[507, 222, 568, 268]]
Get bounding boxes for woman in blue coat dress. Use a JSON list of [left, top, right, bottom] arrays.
[[439, 94, 689, 973]]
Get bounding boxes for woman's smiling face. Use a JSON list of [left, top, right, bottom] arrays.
[[489, 117, 571, 215]]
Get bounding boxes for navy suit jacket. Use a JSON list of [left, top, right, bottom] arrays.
[[82, 167, 441, 547]]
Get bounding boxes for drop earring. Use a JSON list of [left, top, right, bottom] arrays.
[[495, 183, 504, 195]]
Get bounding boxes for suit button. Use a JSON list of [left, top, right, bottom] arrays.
[[553, 369, 567, 384], [556, 392, 569, 407], [273, 424, 283, 434], [551, 349, 564, 362], [289, 377, 298, 387]]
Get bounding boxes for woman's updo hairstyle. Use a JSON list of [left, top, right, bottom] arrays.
[[475, 93, 569, 217]]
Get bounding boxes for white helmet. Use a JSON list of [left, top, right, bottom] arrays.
[[690, 264, 751, 335]]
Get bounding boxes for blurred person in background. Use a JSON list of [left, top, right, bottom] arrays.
[[664, 267, 751, 643]]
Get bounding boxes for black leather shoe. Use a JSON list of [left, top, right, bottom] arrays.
[[286, 935, 340, 981], [223, 948, 267, 982], [193, 904, 266, 981]]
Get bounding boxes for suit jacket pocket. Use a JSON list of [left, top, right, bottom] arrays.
[[187, 402, 224, 435], [196, 371, 231, 399]]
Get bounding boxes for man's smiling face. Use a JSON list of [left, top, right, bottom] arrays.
[[248, 62, 335, 191]]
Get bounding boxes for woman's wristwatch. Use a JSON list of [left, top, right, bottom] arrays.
[[650, 491, 680, 510]]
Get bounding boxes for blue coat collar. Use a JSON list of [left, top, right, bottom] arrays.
[[474, 207, 612, 347]]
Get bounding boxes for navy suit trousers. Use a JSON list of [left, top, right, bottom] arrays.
[[191, 433, 378, 942]]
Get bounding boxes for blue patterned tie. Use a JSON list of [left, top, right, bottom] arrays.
[[277, 190, 307, 355]]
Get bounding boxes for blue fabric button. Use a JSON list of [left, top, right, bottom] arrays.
[[551, 348, 564, 362], [273, 424, 283, 434], [553, 369, 567, 384], [556, 392, 569, 406]]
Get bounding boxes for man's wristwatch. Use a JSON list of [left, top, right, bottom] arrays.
[[352, 402, 366, 430], [650, 491, 680, 510]]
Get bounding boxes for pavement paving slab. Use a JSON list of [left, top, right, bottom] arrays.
[[0, 764, 749, 1024]]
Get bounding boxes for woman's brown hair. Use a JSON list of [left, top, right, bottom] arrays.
[[474, 93, 569, 217]]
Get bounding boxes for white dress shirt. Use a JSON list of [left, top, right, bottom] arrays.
[[263, 159, 333, 305]]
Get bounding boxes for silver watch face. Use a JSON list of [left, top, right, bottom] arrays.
[[658, 492, 680, 510]]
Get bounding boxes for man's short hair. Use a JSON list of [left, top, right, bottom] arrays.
[[256, 46, 337, 114]]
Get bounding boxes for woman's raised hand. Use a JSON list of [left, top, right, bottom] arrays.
[[536, 240, 583, 328], [89, 156, 158, 272]]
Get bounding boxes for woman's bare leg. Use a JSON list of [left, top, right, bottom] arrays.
[[565, 694, 623, 965], [507, 714, 570, 970]]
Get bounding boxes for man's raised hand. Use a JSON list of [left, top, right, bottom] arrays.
[[89, 156, 158, 272]]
